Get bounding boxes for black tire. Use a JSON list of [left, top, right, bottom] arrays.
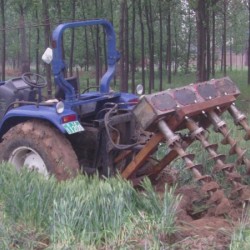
[[0, 120, 80, 180]]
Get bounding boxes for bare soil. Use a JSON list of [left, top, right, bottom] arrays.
[[174, 185, 238, 249], [155, 174, 244, 249]]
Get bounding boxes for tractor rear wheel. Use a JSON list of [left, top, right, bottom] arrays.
[[0, 120, 79, 180]]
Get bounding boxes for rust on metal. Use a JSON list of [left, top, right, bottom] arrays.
[[121, 133, 164, 179], [123, 77, 250, 210]]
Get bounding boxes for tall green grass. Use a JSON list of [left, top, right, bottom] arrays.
[[0, 163, 181, 249], [230, 207, 250, 250]]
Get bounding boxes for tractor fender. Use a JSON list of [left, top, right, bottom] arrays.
[[0, 105, 77, 138]]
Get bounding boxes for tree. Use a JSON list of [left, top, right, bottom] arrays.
[[166, 0, 172, 83], [0, 0, 249, 91], [247, 0, 250, 84], [138, 0, 146, 92], [35, 7, 40, 75], [18, 2, 30, 73], [185, 7, 193, 74], [193, 0, 208, 81], [0, 0, 6, 80], [158, 0, 163, 90], [221, 0, 228, 76], [119, 0, 127, 92], [145, 0, 155, 92], [211, 5, 216, 77], [131, 0, 136, 93], [69, 0, 76, 76], [42, 0, 52, 98], [189, 0, 219, 82]]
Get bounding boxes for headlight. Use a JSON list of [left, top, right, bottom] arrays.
[[56, 101, 64, 114]]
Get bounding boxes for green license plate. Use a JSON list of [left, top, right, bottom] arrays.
[[62, 121, 84, 134]]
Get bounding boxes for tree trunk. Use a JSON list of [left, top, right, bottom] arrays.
[[69, 0, 76, 76], [196, 0, 207, 82], [35, 8, 40, 75], [166, 2, 172, 84], [124, 0, 129, 91], [185, 8, 192, 74], [109, 0, 116, 86], [84, 28, 89, 71], [174, 25, 178, 75], [248, 0, 250, 85], [212, 8, 215, 77], [95, 0, 101, 85], [158, 0, 163, 91], [206, 8, 211, 80], [19, 5, 30, 74], [230, 36, 232, 71], [0, 0, 6, 81], [138, 0, 145, 92], [101, 0, 106, 73], [220, 39, 223, 72], [145, 0, 154, 93], [109, 0, 114, 24], [42, 0, 52, 98], [222, 0, 227, 76], [131, 0, 136, 93], [56, 0, 65, 76], [103, 26, 107, 72], [80, 2, 89, 72], [119, 0, 126, 91]]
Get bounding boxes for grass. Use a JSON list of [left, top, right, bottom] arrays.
[[0, 163, 181, 249], [230, 206, 250, 250], [1, 69, 250, 248]]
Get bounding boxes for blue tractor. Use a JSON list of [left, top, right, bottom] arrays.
[[1, 18, 249, 207], [0, 19, 144, 180]]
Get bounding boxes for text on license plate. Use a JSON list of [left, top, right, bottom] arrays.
[[62, 121, 84, 134]]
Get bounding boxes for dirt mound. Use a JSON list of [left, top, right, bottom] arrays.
[[176, 217, 233, 249], [153, 176, 245, 249], [171, 185, 244, 249]]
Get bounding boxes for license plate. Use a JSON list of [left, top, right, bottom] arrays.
[[62, 121, 84, 134]]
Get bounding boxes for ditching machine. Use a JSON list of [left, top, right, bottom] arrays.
[[0, 19, 249, 215]]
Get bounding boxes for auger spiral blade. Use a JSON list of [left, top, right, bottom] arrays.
[[186, 118, 226, 168], [208, 110, 250, 172], [158, 120, 205, 180], [228, 104, 250, 141], [158, 119, 231, 215], [185, 117, 244, 189], [208, 110, 250, 202]]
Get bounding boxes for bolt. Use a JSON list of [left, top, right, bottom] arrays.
[[202, 110, 207, 117], [216, 106, 222, 112]]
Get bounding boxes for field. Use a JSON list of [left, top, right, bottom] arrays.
[[0, 70, 250, 249]]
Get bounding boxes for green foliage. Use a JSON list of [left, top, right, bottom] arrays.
[[139, 178, 181, 235], [230, 208, 250, 250], [0, 163, 181, 249], [1, 0, 249, 88]]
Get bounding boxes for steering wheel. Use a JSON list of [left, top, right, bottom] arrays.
[[21, 72, 47, 88]]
